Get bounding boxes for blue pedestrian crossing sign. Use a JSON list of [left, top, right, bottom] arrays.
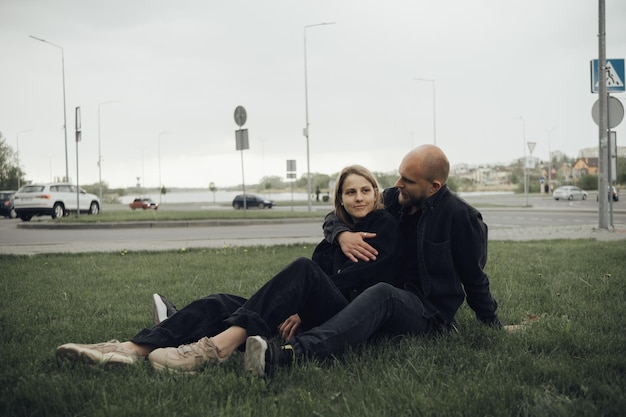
[[591, 59, 625, 93]]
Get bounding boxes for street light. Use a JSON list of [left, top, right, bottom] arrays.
[[16, 129, 33, 189], [30, 35, 69, 182], [98, 100, 117, 201], [158, 130, 167, 203], [545, 126, 556, 194], [304, 22, 335, 212], [517, 115, 528, 206], [414, 78, 437, 145]]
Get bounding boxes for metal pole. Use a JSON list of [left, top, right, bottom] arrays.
[[518, 116, 528, 206], [29, 36, 69, 182], [158, 130, 167, 204], [545, 126, 556, 195], [304, 22, 335, 212], [598, 0, 609, 229]]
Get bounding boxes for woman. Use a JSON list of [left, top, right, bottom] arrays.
[[56, 165, 398, 373]]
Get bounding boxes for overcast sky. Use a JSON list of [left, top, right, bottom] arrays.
[[1, 0, 625, 189]]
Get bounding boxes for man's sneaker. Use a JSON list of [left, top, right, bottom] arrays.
[[152, 293, 178, 325], [244, 335, 295, 378], [55, 340, 139, 367], [149, 336, 226, 374]]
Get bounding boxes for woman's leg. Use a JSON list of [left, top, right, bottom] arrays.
[[131, 293, 248, 349]]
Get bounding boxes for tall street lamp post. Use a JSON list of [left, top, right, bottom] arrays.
[[517, 116, 528, 206], [545, 126, 556, 194], [16, 129, 33, 189], [158, 130, 167, 203], [414, 78, 437, 145], [97, 100, 116, 201], [30, 35, 69, 182], [304, 22, 335, 212]]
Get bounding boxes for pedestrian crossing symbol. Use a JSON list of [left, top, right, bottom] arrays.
[[591, 59, 625, 93]]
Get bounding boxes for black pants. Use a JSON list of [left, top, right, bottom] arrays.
[[131, 257, 349, 348]]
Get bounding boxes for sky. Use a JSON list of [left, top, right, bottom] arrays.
[[1, 0, 625, 189]]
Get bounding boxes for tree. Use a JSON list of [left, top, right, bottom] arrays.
[[0, 132, 24, 189]]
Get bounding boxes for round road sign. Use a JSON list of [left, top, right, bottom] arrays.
[[591, 96, 624, 128], [234, 106, 247, 127]]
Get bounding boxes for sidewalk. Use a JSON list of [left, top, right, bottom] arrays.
[[488, 223, 626, 241]]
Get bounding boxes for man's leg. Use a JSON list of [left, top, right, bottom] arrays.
[[291, 283, 433, 358], [245, 282, 434, 376]]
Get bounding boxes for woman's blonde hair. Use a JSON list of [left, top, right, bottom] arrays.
[[333, 165, 384, 227]]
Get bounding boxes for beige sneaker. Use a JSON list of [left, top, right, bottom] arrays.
[[55, 340, 139, 367], [149, 337, 227, 374]]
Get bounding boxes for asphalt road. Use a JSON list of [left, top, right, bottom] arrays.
[[1, 194, 624, 255]]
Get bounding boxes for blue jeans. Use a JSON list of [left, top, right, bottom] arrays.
[[291, 282, 434, 359]]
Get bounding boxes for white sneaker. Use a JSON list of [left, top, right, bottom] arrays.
[[152, 293, 177, 325]]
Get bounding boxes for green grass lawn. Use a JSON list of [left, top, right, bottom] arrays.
[[1, 240, 625, 417]]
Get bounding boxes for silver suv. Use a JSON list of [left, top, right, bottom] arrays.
[[14, 183, 101, 221]]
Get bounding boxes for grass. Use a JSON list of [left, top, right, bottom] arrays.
[[53, 208, 328, 223], [1, 240, 625, 417]]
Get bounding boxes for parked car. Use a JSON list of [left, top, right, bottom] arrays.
[[553, 186, 588, 201], [129, 198, 159, 210], [232, 194, 273, 209], [13, 183, 101, 221], [597, 186, 619, 202], [0, 190, 16, 218]]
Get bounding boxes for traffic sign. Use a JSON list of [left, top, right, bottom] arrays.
[[590, 59, 625, 93], [591, 96, 624, 128], [234, 106, 247, 127]]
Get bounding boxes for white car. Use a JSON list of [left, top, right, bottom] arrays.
[[14, 183, 101, 221], [553, 186, 588, 201]]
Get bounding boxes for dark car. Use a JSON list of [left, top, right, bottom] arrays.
[[232, 194, 273, 209], [596, 186, 619, 202], [0, 190, 16, 218], [129, 198, 159, 210]]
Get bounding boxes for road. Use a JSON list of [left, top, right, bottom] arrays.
[[1, 194, 624, 255]]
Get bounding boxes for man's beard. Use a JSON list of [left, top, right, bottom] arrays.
[[398, 191, 420, 207]]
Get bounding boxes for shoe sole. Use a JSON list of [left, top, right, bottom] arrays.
[[56, 344, 136, 368], [244, 336, 267, 377], [150, 361, 197, 375]]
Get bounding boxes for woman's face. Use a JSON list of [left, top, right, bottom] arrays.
[[340, 174, 377, 220]]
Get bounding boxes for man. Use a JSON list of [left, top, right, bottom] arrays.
[[245, 145, 501, 377]]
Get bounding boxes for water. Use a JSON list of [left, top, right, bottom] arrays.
[[119, 191, 313, 205], [119, 190, 513, 205]]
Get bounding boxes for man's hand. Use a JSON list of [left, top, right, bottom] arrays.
[[278, 314, 302, 341], [337, 231, 378, 262]]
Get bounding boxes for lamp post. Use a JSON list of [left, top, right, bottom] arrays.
[[98, 100, 116, 201], [414, 78, 437, 145], [517, 116, 528, 206], [16, 129, 33, 189], [304, 22, 335, 212], [30, 35, 69, 182], [158, 130, 167, 203], [545, 126, 556, 194]]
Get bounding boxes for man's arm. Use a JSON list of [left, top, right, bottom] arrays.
[[323, 212, 378, 262]]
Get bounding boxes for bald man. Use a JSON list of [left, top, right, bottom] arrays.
[[245, 145, 501, 377]]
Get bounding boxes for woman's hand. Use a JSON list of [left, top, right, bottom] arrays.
[[278, 314, 302, 341], [337, 231, 378, 262]]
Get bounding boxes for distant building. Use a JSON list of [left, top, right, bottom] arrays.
[[578, 146, 626, 158], [572, 157, 598, 179]]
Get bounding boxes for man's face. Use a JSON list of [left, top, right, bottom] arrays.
[[394, 158, 433, 207]]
